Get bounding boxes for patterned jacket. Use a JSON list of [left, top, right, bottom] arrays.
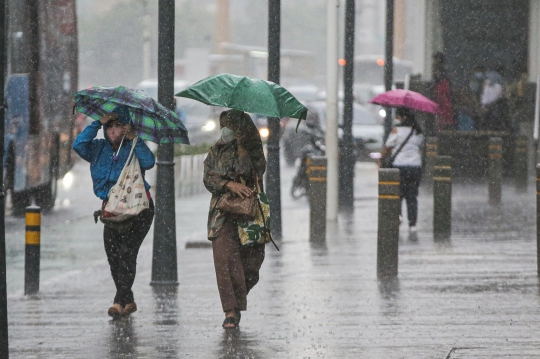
[[203, 138, 266, 240]]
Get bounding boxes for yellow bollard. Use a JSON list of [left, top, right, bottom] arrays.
[[25, 206, 41, 295]]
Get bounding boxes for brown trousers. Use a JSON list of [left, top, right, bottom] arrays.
[[212, 219, 265, 312]]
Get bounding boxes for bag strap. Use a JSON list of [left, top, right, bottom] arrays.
[[389, 127, 415, 164], [253, 171, 262, 193], [256, 198, 279, 251], [126, 136, 138, 165]]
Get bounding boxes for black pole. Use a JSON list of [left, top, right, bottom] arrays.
[[0, 0, 7, 354], [537, 164, 540, 276], [151, 0, 178, 286], [267, 0, 282, 239], [383, 0, 394, 141], [340, 0, 355, 211]]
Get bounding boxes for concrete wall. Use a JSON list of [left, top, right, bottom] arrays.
[[394, 0, 441, 80]]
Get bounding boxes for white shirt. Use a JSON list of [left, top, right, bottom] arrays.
[[481, 81, 503, 106], [385, 126, 424, 167]]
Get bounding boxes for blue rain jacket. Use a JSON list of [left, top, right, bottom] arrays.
[[73, 120, 155, 200]]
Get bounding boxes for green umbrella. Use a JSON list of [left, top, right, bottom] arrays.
[[175, 73, 308, 122]]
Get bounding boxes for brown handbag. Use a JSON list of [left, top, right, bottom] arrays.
[[215, 150, 260, 221], [215, 190, 258, 221]]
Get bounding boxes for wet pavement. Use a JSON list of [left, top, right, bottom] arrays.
[[6, 159, 540, 358]]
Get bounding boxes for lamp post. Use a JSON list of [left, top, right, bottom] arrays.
[[142, 0, 151, 80], [326, 0, 339, 221], [0, 0, 8, 355], [151, 0, 178, 286], [384, 0, 394, 141], [340, 0, 356, 211], [267, 0, 282, 239]]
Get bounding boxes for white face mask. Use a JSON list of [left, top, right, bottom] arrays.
[[221, 127, 236, 143]]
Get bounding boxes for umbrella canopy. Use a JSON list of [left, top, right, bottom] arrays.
[[175, 73, 308, 121], [369, 89, 440, 114], [74, 86, 190, 145]]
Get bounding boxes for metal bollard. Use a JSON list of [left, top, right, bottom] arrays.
[[308, 156, 327, 242], [25, 206, 41, 295], [433, 156, 452, 239], [537, 165, 540, 276], [514, 135, 528, 192], [488, 137, 503, 205], [377, 168, 400, 278], [424, 137, 438, 190]]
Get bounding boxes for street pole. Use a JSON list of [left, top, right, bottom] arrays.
[[326, 0, 339, 221], [384, 0, 394, 141], [142, 0, 151, 80], [216, 0, 230, 53], [267, 0, 282, 239], [151, 0, 178, 286], [340, 0, 355, 211], [0, 0, 8, 354]]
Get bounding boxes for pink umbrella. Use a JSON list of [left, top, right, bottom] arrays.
[[369, 89, 440, 114]]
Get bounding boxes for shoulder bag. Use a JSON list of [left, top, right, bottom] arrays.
[[381, 128, 415, 168]]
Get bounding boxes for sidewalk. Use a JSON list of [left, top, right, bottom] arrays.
[[7, 162, 540, 358]]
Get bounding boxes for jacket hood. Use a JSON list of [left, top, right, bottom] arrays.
[[103, 105, 131, 143], [112, 105, 131, 125]]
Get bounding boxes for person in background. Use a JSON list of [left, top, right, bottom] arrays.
[[73, 106, 155, 319], [469, 65, 485, 103], [507, 72, 529, 131], [455, 87, 477, 131], [380, 107, 424, 232], [480, 66, 511, 132], [431, 52, 455, 132]]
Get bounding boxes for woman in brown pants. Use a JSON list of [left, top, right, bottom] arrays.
[[203, 109, 266, 329]]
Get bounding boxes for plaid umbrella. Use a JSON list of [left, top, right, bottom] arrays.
[[74, 86, 190, 144]]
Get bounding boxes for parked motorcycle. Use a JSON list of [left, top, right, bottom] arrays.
[[290, 124, 376, 200], [290, 125, 325, 199]]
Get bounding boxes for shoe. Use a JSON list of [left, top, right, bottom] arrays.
[[123, 302, 137, 315], [108, 304, 123, 318], [409, 226, 417, 233]]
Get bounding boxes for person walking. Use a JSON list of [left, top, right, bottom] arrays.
[[380, 107, 424, 232], [203, 109, 266, 329], [73, 106, 155, 318], [432, 52, 455, 133]]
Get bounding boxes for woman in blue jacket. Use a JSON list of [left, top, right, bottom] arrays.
[[73, 106, 155, 318]]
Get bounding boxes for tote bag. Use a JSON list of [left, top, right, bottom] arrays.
[[103, 137, 149, 222], [237, 191, 272, 246], [237, 175, 279, 250]]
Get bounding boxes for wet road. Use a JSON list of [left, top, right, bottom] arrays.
[[6, 159, 540, 358]]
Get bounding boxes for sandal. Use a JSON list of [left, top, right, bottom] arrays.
[[234, 309, 241, 324], [222, 317, 239, 329]]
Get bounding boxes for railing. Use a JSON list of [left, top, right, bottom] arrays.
[[174, 153, 207, 197]]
